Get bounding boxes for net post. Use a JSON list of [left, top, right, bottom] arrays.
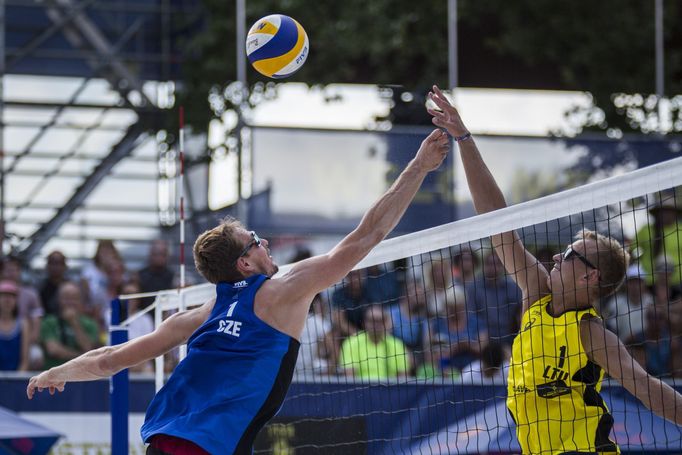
[[154, 295, 164, 392], [178, 291, 187, 360], [109, 298, 129, 455]]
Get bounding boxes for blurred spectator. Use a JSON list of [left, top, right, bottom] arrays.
[[602, 264, 654, 345], [289, 247, 312, 264], [80, 239, 121, 307], [136, 239, 175, 309], [366, 263, 401, 307], [430, 298, 487, 373], [632, 197, 682, 288], [90, 258, 127, 328], [389, 278, 428, 357], [460, 342, 509, 384], [669, 298, 682, 377], [0, 280, 30, 371], [122, 283, 155, 373], [451, 246, 478, 285], [325, 304, 357, 376], [465, 253, 521, 346], [416, 336, 453, 379], [40, 282, 100, 369], [3, 255, 44, 367], [339, 304, 410, 379], [295, 294, 332, 378], [425, 258, 462, 318], [641, 298, 673, 377], [652, 254, 680, 306], [332, 269, 372, 330], [39, 250, 69, 316]]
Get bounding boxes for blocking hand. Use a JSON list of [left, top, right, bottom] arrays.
[[427, 85, 469, 138], [415, 128, 451, 172]]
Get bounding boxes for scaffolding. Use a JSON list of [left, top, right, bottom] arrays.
[[1, 0, 202, 268]]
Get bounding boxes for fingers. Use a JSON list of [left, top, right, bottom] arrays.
[[425, 128, 443, 141], [27, 377, 37, 399]]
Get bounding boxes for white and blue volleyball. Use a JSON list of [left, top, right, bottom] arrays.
[[246, 14, 309, 79]]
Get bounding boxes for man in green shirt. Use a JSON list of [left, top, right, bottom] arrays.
[[339, 304, 410, 379], [41, 282, 100, 369]]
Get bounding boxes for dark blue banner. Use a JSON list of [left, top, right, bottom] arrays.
[[2, 378, 681, 454]]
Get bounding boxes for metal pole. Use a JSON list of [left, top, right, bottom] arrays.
[[236, 0, 247, 89], [447, 0, 459, 221], [236, 0, 248, 225], [0, 0, 5, 254], [655, 0, 664, 98], [447, 0, 458, 92], [110, 298, 129, 455]]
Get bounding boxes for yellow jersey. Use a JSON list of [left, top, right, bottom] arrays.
[[507, 295, 619, 455]]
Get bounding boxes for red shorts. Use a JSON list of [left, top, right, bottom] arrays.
[[147, 434, 210, 455]]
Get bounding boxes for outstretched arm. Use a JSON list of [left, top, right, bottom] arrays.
[[427, 85, 549, 311], [27, 300, 214, 399], [262, 129, 450, 337], [581, 317, 682, 425]]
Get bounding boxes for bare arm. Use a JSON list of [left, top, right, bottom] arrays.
[[27, 300, 214, 399], [427, 85, 548, 312], [261, 129, 450, 336], [18, 319, 30, 372], [581, 317, 682, 425]]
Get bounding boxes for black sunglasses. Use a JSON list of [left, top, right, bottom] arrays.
[[233, 231, 261, 265], [562, 245, 597, 270]]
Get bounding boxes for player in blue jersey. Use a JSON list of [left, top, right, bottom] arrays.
[[26, 128, 451, 454]]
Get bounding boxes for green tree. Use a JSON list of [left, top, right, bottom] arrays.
[[177, 0, 682, 136]]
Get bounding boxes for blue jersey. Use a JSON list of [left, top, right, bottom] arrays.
[[141, 274, 300, 454]]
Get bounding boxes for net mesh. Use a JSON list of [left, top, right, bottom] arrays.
[[130, 157, 682, 454]]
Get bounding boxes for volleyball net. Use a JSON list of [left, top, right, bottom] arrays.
[[115, 156, 682, 454]]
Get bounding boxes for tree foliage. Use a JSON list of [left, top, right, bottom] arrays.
[[177, 0, 682, 135]]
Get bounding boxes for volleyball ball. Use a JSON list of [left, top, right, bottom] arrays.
[[246, 14, 309, 79]]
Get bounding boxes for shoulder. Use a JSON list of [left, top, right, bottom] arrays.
[[40, 316, 60, 338], [20, 319, 30, 333], [79, 315, 100, 331], [41, 315, 59, 327], [384, 334, 406, 350], [344, 332, 365, 346]]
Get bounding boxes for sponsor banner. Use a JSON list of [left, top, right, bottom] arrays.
[[2, 378, 681, 454]]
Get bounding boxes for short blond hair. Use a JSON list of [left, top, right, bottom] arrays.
[[576, 229, 630, 299], [193, 217, 245, 284]]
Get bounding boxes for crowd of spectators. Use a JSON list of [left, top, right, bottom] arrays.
[[0, 239, 174, 373], [2, 197, 681, 384], [291, 195, 682, 382]]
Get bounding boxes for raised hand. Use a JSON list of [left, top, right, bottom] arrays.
[[27, 371, 65, 399], [415, 128, 451, 172], [427, 85, 469, 138]]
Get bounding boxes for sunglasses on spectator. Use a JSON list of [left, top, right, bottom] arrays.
[[562, 245, 597, 270], [233, 231, 261, 266]]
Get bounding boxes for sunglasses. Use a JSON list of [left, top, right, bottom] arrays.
[[233, 231, 261, 265], [562, 245, 598, 270]]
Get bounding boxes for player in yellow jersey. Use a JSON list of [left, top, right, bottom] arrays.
[[427, 85, 682, 455]]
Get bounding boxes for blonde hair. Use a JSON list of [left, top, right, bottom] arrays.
[[193, 217, 245, 284], [575, 229, 630, 299]]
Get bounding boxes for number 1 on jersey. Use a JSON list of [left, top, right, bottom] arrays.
[[227, 301, 238, 318]]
